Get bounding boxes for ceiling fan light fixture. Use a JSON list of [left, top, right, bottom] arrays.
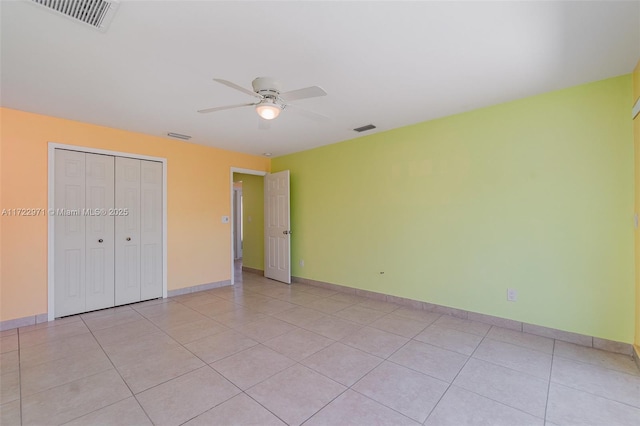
[[255, 101, 282, 120]]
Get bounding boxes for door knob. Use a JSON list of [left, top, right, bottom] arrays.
[[126, 237, 131, 241], [98, 239, 103, 243], [283, 230, 292, 235]]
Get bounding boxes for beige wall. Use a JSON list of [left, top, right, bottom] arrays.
[[0, 108, 270, 321]]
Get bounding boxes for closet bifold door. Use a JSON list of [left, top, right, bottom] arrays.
[[140, 160, 163, 300], [115, 157, 141, 305], [54, 150, 115, 317], [85, 153, 116, 311], [54, 150, 87, 317]]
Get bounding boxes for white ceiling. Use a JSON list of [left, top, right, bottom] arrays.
[[2, 1, 639, 157]]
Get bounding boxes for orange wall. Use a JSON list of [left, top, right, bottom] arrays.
[[634, 60, 640, 353], [0, 108, 270, 322]]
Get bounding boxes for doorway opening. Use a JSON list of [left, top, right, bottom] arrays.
[[230, 168, 266, 284]]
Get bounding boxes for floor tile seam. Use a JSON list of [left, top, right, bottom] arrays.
[[483, 335, 555, 356], [207, 342, 296, 370], [262, 324, 338, 347], [543, 338, 556, 422], [335, 335, 396, 358], [17, 329, 93, 350], [175, 331, 253, 367], [16, 340, 105, 371], [346, 387, 431, 425], [238, 390, 292, 426], [466, 354, 552, 382], [85, 316, 147, 333], [356, 338, 456, 385], [474, 336, 556, 357], [366, 316, 430, 340], [444, 384, 548, 423], [547, 378, 640, 410], [79, 312, 194, 425], [129, 363, 218, 396], [269, 309, 329, 326], [57, 394, 141, 426], [233, 327, 301, 344], [16, 317, 82, 336], [19, 362, 115, 398], [425, 322, 490, 339], [298, 351, 384, 388], [408, 335, 476, 357], [94, 319, 167, 348], [209, 354, 297, 392], [132, 392, 159, 426], [421, 327, 488, 424], [79, 315, 141, 404], [430, 323, 489, 339], [293, 380, 352, 425], [551, 352, 640, 377], [17, 367, 124, 402]]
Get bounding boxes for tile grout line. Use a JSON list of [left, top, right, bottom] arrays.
[[420, 323, 491, 424], [544, 339, 556, 423], [339, 315, 441, 424], [77, 314, 156, 425]]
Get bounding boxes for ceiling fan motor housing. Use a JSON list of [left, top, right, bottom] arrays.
[[252, 77, 282, 96]]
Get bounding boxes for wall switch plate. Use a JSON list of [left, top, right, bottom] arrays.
[[507, 288, 517, 302], [299, 259, 304, 267], [221, 216, 229, 223]]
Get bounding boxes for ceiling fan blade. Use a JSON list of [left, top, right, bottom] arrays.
[[197, 103, 256, 114], [286, 104, 330, 122], [280, 86, 327, 102], [213, 79, 262, 98]]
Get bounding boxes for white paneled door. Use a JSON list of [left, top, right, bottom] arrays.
[[140, 160, 163, 300], [85, 153, 115, 312], [55, 150, 89, 317], [54, 149, 162, 317], [264, 170, 291, 284], [114, 157, 141, 305]]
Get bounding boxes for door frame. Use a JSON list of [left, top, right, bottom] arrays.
[[229, 167, 267, 285], [47, 142, 168, 321]]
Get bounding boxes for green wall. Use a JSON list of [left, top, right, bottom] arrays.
[[273, 75, 635, 343], [233, 173, 264, 271]]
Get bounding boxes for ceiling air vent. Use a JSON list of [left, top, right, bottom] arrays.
[[31, 0, 119, 31], [353, 124, 376, 133]]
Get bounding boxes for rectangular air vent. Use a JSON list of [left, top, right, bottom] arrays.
[[167, 132, 192, 140], [353, 124, 376, 133], [31, 0, 119, 31]]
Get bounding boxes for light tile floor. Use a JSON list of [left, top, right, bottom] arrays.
[[1, 269, 639, 425]]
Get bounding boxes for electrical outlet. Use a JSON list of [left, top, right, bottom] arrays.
[[507, 288, 518, 302], [299, 259, 304, 267]]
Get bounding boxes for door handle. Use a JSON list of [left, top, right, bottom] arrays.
[[126, 237, 131, 241], [283, 230, 292, 235], [98, 239, 103, 243]]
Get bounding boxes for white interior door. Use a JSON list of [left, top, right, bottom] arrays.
[[54, 150, 87, 316], [140, 160, 163, 300], [85, 153, 115, 311], [264, 170, 291, 284], [115, 157, 141, 305]]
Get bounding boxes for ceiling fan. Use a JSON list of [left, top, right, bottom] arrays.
[[198, 77, 328, 121]]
